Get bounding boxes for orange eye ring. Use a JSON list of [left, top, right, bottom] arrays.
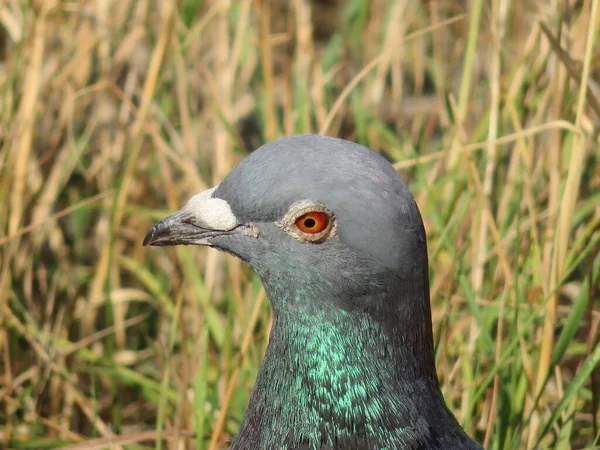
[[295, 211, 329, 234], [279, 202, 335, 242]]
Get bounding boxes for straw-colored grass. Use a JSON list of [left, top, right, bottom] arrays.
[[1, 1, 599, 449]]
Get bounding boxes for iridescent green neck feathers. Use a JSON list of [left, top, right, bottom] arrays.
[[231, 291, 477, 450]]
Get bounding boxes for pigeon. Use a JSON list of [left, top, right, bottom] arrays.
[[144, 135, 483, 450]]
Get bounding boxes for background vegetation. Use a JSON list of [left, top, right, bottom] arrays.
[[1, 0, 599, 449]]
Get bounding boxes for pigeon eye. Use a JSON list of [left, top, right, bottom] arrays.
[[277, 201, 336, 243], [295, 212, 329, 234]]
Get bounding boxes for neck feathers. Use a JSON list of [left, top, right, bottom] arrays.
[[231, 295, 475, 449]]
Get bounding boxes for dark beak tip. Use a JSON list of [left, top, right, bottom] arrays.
[[142, 232, 152, 247], [143, 226, 159, 247]]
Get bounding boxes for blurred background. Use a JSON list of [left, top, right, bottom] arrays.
[[1, 0, 599, 449]]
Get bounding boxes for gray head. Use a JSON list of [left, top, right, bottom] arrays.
[[144, 135, 479, 449], [144, 135, 429, 316]]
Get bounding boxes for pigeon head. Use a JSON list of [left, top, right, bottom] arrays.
[[144, 135, 481, 449], [144, 135, 429, 318]]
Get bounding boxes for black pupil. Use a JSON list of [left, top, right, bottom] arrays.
[[303, 217, 316, 228]]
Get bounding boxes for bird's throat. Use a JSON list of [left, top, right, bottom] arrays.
[[231, 294, 454, 449]]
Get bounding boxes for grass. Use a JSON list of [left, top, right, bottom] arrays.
[[0, 0, 599, 449]]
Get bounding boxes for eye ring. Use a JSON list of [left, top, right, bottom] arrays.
[[277, 201, 336, 243], [295, 211, 329, 234]]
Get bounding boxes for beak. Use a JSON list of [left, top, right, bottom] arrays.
[[143, 186, 245, 247]]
